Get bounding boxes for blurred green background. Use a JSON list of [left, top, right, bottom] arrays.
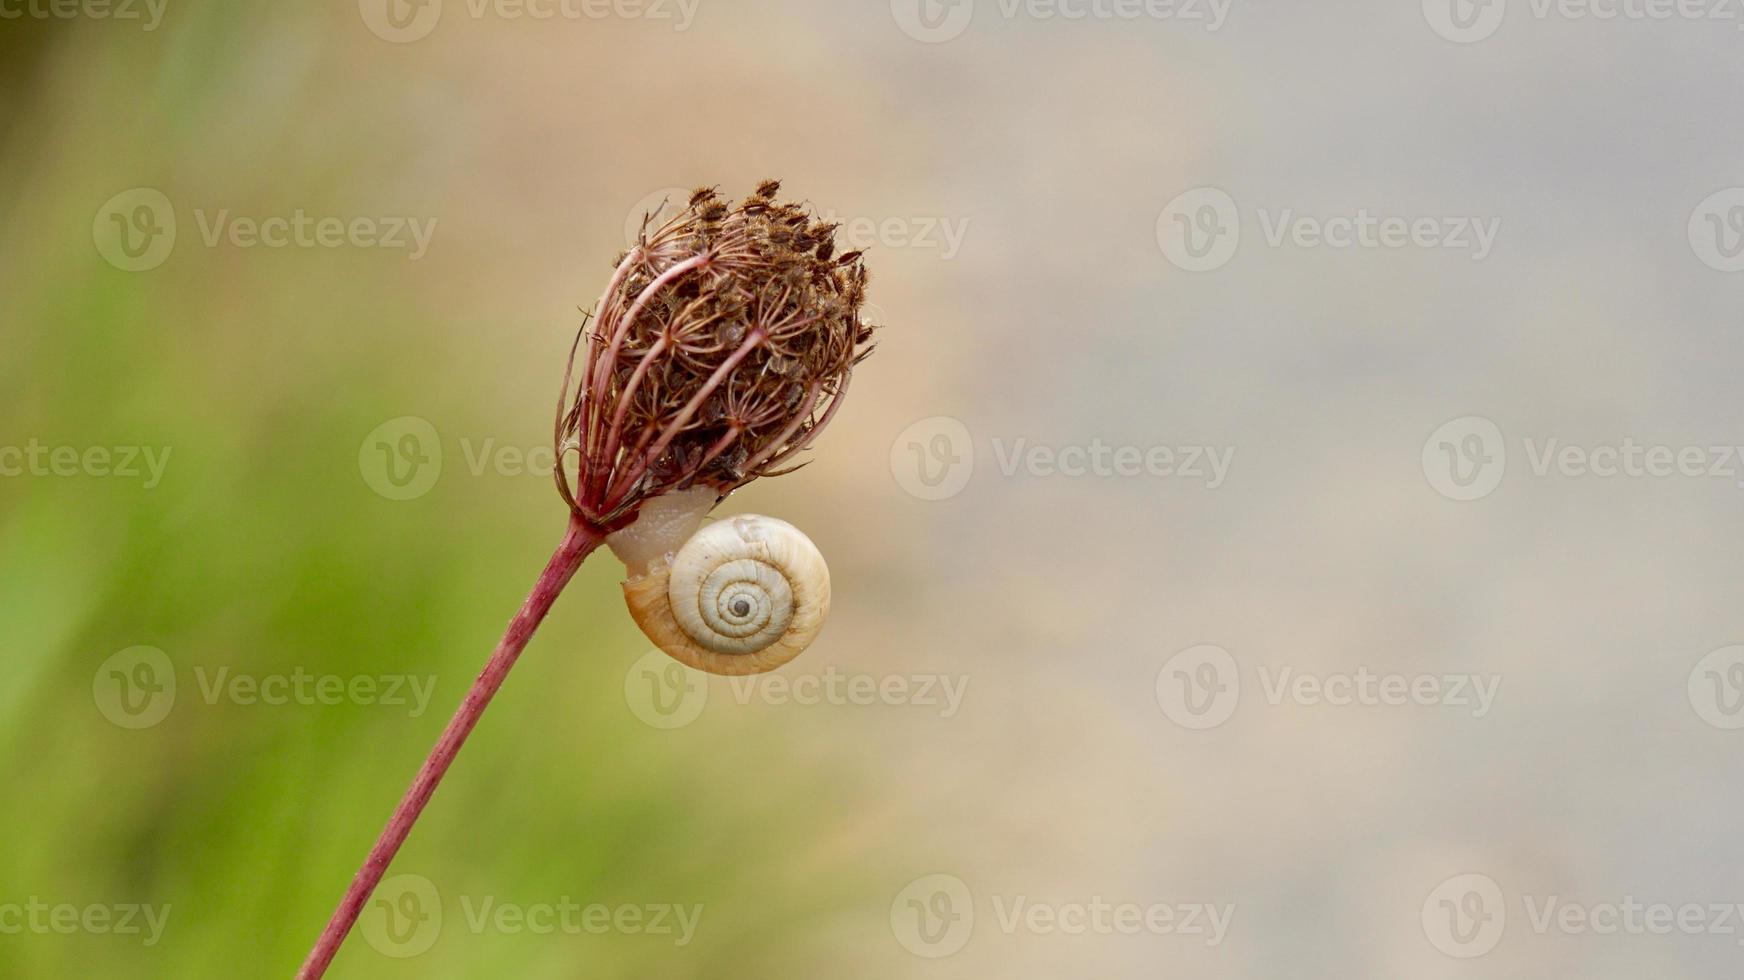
[[0, 8, 920, 978], [10, 1, 1744, 978]]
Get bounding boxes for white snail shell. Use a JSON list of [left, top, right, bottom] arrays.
[[619, 513, 831, 676]]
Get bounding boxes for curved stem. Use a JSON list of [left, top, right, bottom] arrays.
[[296, 513, 608, 979]]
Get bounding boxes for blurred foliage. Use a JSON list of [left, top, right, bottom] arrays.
[[0, 8, 887, 978]]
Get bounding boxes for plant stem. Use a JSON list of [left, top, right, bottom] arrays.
[[297, 513, 608, 979]]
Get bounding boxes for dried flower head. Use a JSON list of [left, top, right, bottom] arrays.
[[556, 181, 876, 527]]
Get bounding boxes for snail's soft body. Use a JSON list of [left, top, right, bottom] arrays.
[[608, 490, 831, 676]]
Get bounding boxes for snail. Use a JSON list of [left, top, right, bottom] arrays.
[[607, 488, 831, 676]]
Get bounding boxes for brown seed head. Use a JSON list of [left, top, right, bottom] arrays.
[[556, 181, 877, 527]]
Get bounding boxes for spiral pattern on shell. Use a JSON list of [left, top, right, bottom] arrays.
[[621, 514, 830, 676]]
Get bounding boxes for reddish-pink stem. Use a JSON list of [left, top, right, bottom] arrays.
[[296, 513, 608, 979]]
